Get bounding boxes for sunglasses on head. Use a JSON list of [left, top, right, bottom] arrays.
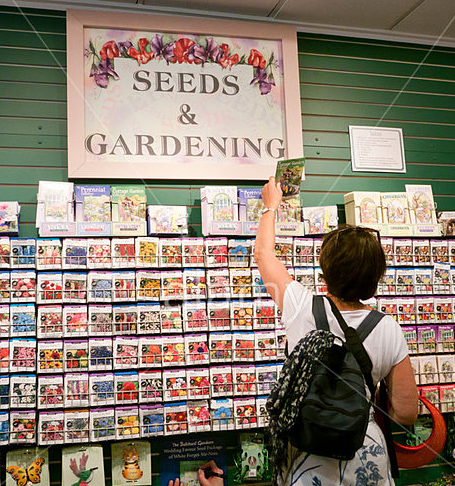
[[333, 226, 381, 246]]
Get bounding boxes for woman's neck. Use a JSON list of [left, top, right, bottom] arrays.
[[327, 293, 369, 311]]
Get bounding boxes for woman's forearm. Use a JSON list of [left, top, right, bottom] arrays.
[[254, 211, 276, 261]]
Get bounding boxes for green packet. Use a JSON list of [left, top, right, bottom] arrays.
[[275, 157, 305, 199]]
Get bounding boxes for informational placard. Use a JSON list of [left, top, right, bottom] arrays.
[[349, 126, 406, 173], [67, 10, 302, 180]]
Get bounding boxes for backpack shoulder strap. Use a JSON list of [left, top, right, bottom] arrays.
[[312, 295, 330, 331], [356, 310, 385, 342]]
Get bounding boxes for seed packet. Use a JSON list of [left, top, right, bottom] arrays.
[[183, 269, 206, 299], [207, 268, 230, 299], [204, 237, 228, 267], [113, 305, 137, 335], [451, 268, 455, 294], [234, 397, 257, 429], [434, 297, 453, 322], [233, 332, 255, 361], [0, 272, 11, 302], [10, 338, 36, 372], [182, 238, 205, 267], [0, 237, 10, 268], [160, 304, 183, 333], [201, 186, 238, 235], [160, 271, 184, 300], [415, 297, 435, 324], [238, 188, 263, 223], [274, 237, 293, 266], [419, 385, 440, 415], [90, 408, 116, 442], [415, 268, 433, 295], [63, 305, 88, 337], [256, 364, 278, 395], [377, 298, 398, 321], [111, 185, 146, 223], [228, 239, 250, 268], [116, 406, 140, 440], [185, 333, 209, 365], [112, 237, 136, 268], [379, 237, 393, 266], [63, 272, 87, 303], [313, 239, 323, 266], [256, 396, 269, 427], [0, 411, 7, 444], [409, 356, 420, 385], [37, 180, 74, 227], [39, 410, 64, 445], [64, 340, 89, 372], [439, 384, 455, 413], [186, 368, 210, 399], [293, 238, 313, 267], [65, 373, 89, 407], [401, 326, 417, 354], [230, 268, 252, 297], [276, 329, 287, 360], [210, 365, 233, 397], [413, 239, 430, 266], [183, 302, 208, 332], [159, 238, 182, 268], [433, 264, 451, 294], [64, 409, 90, 443], [136, 270, 160, 301], [251, 269, 268, 298], [162, 335, 185, 366], [255, 331, 277, 361], [135, 237, 159, 267], [137, 303, 161, 334], [314, 268, 327, 295], [438, 324, 454, 355], [114, 337, 139, 368], [10, 238, 36, 268], [10, 410, 36, 443], [230, 301, 253, 331], [36, 238, 62, 270], [188, 399, 211, 433], [293, 268, 313, 293], [88, 304, 113, 336], [37, 272, 63, 304], [0, 304, 8, 337], [209, 333, 232, 363], [112, 271, 136, 302], [377, 268, 396, 296], [87, 271, 112, 302], [37, 305, 63, 339], [163, 369, 188, 401], [0, 375, 9, 409], [89, 373, 115, 406], [211, 398, 234, 431], [276, 157, 305, 199], [449, 240, 455, 265], [139, 337, 163, 369], [207, 301, 231, 331], [140, 404, 164, 436], [164, 402, 188, 436], [87, 238, 112, 268], [406, 184, 437, 224], [10, 304, 36, 337], [75, 185, 111, 223], [431, 240, 449, 265], [233, 365, 256, 395], [147, 205, 188, 235], [10, 374, 36, 408], [115, 372, 139, 405], [38, 340, 63, 372], [419, 355, 438, 385], [0, 340, 9, 371], [418, 326, 437, 354], [37, 375, 64, 409], [395, 268, 414, 295], [438, 355, 455, 383], [139, 370, 163, 403], [62, 239, 87, 269], [10, 270, 36, 303], [397, 298, 416, 326]]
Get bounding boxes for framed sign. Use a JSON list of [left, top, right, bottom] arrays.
[[349, 126, 406, 173], [67, 10, 302, 180]]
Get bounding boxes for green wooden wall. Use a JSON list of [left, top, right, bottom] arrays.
[[1, 5, 455, 485]]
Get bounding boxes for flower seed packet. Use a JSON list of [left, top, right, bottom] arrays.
[[275, 157, 305, 199]]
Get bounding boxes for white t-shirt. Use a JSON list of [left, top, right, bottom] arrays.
[[282, 281, 409, 385]]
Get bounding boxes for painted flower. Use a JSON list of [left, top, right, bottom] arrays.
[[218, 43, 239, 69], [250, 67, 275, 95], [193, 37, 220, 64], [128, 38, 153, 65], [150, 34, 174, 63], [248, 49, 266, 69], [100, 40, 119, 60], [118, 41, 133, 56], [90, 59, 119, 89], [173, 38, 196, 63]]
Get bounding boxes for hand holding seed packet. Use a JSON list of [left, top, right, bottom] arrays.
[[275, 158, 305, 199]]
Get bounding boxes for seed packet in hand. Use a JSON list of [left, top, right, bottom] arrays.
[[275, 157, 305, 199]]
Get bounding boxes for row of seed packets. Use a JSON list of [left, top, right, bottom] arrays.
[[411, 355, 455, 386], [419, 384, 455, 414], [0, 363, 283, 411], [377, 296, 454, 324], [0, 300, 282, 338], [0, 395, 269, 445], [402, 324, 455, 355], [0, 330, 286, 372]]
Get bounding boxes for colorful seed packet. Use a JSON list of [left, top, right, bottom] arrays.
[[211, 398, 234, 431], [111, 185, 147, 223], [39, 412, 64, 445], [90, 408, 115, 442], [139, 370, 163, 403], [38, 375, 64, 409], [75, 185, 111, 223], [115, 406, 140, 440], [275, 157, 305, 199], [36, 238, 62, 270], [87, 238, 112, 268], [164, 402, 188, 436], [140, 405, 164, 436]]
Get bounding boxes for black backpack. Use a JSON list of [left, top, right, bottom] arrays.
[[289, 295, 384, 460]]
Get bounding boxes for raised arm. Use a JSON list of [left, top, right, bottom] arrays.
[[254, 177, 293, 310], [386, 355, 419, 425]]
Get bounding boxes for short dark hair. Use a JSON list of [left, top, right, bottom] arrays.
[[319, 225, 386, 302]]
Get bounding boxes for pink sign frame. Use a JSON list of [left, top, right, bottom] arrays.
[[67, 9, 302, 180]]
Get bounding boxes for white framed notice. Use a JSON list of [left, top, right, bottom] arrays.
[[349, 126, 406, 173]]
